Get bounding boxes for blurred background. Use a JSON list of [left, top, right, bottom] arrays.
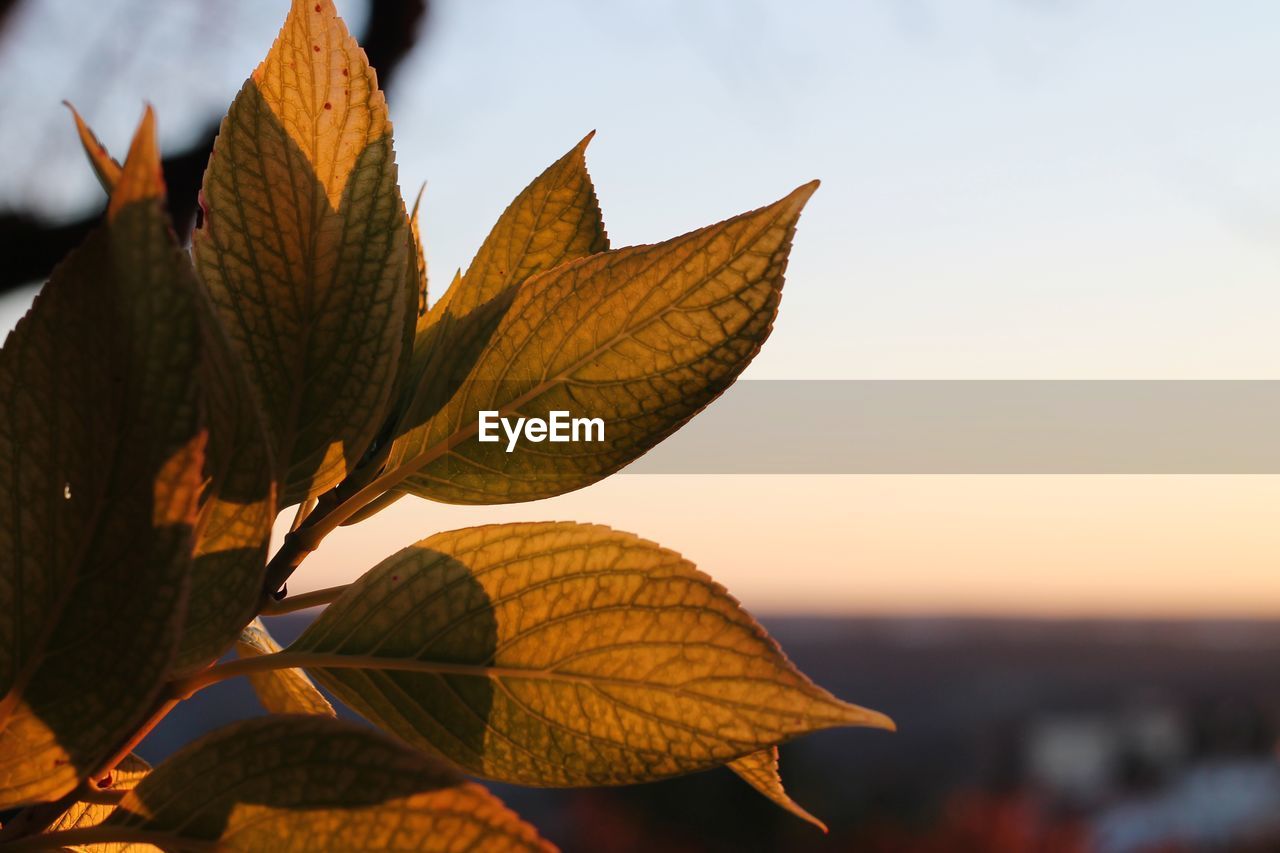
[[1, 1, 1279, 849]]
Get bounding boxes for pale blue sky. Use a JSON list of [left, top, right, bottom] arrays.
[[5, 0, 1280, 379]]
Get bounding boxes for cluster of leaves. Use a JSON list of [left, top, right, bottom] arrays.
[[0, 1, 892, 849]]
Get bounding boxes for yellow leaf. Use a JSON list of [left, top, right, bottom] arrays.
[[235, 618, 334, 717], [728, 747, 827, 833], [0, 110, 206, 808], [100, 716, 552, 851], [409, 183, 429, 340], [47, 754, 157, 852], [193, 0, 410, 504], [292, 522, 892, 787], [64, 101, 122, 194], [60, 105, 278, 674], [382, 182, 814, 505], [398, 134, 607, 439]]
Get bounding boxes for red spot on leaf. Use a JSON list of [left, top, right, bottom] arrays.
[[314, 45, 321, 52], [324, 102, 332, 110], [315, 3, 321, 10], [342, 68, 349, 77]]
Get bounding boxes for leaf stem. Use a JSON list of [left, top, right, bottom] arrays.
[[289, 496, 317, 532], [259, 584, 350, 615], [172, 651, 537, 697]]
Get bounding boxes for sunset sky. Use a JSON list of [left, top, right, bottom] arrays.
[[2, 0, 1278, 616]]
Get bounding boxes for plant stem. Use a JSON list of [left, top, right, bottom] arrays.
[[288, 496, 317, 532], [171, 651, 540, 697], [78, 788, 125, 806], [259, 583, 350, 615], [91, 694, 181, 778]]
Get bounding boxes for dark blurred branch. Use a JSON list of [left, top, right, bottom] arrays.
[[0, 0, 429, 295]]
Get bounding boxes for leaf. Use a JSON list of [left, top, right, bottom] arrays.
[[100, 716, 552, 851], [394, 135, 608, 450], [409, 183, 429, 341], [193, 0, 410, 505], [0, 109, 205, 808], [64, 102, 122, 193], [63, 106, 278, 674], [382, 182, 815, 505], [236, 619, 334, 717], [728, 747, 827, 833], [292, 522, 892, 787], [47, 754, 154, 851]]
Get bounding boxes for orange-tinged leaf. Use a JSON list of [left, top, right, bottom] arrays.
[[293, 522, 892, 787], [47, 754, 155, 851], [64, 101, 122, 193], [59, 106, 278, 674], [101, 716, 552, 851], [194, 0, 409, 504], [396, 136, 608, 439], [382, 182, 815, 505], [409, 183, 429, 337], [728, 747, 827, 832], [0, 111, 205, 808], [236, 618, 334, 717]]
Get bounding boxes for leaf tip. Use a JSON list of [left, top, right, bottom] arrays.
[[64, 101, 123, 194], [787, 179, 821, 209], [108, 104, 165, 219]]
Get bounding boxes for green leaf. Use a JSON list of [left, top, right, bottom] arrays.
[[100, 716, 551, 851], [381, 182, 814, 505], [236, 619, 334, 717], [728, 747, 827, 832], [63, 105, 278, 675], [46, 754, 153, 851], [193, 0, 410, 504], [0, 109, 205, 808], [395, 134, 608, 449], [292, 522, 892, 787]]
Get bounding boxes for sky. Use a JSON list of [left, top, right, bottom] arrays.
[[1, 0, 1278, 616]]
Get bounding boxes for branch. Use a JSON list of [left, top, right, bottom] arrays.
[[260, 583, 350, 616]]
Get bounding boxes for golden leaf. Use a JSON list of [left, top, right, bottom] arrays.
[[382, 182, 814, 505], [0, 110, 205, 808], [728, 747, 827, 832], [291, 522, 892, 786], [101, 716, 551, 851], [64, 102, 122, 193], [62, 105, 278, 674], [193, 0, 410, 504], [236, 619, 334, 717], [396, 134, 607, 440], [47, 754, 156, 852]]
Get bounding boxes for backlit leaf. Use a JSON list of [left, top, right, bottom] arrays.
[[382, 182, 814, 505], [293, 522, 892, 787], [396, 135, 608, 446], [0, 110, 205, 807], [101, 716, 551, 851], [47, 754, 154, 851], [236, 619, 334, 717], [63, 107, 277, 674], [193, 0, 410, 504], [728, 747, 827, 832], [65, 102, 122, 193]]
